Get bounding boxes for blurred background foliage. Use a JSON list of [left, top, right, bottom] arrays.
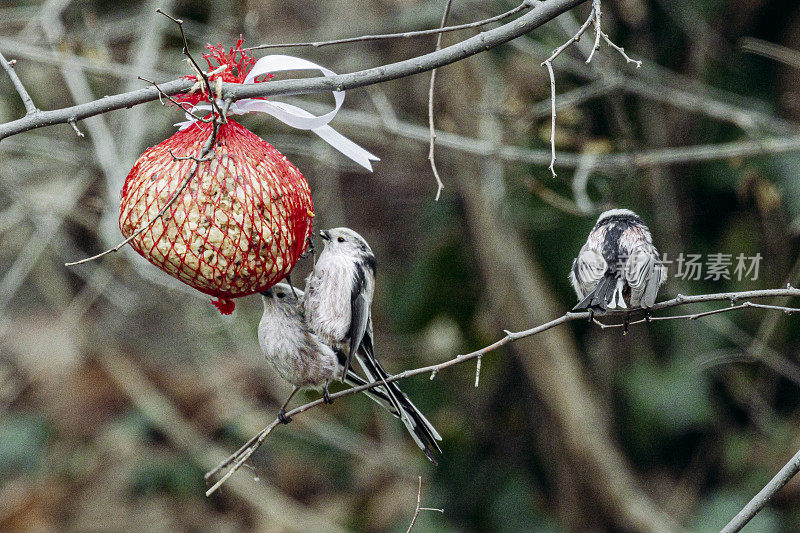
[[2, 0, 800, 531]]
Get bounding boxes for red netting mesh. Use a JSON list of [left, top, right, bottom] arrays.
[[119, 119, 313, 301]]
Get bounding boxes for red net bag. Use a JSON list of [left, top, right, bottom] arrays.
[[119, 43, 313, 313]]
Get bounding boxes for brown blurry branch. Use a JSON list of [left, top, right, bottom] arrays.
[[0, 0, 587, 141], [205, 286, 800, 496], [245, 0, 534, 50], [97, 349, 347, 533], [721, 446, 800, 533], [740, 37, 800, 70]]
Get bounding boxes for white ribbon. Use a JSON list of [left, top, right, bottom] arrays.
[[175, 55, 380, 171]]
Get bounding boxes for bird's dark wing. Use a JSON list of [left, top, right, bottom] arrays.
[[344, 263, 371, 380]]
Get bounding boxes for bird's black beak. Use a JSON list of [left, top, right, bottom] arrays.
[[260, 290, 271, 297], [320, 230, 330, 241]]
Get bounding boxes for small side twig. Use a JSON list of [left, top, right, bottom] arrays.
[[407, 476, 444, 533], [139, 76, 213, 123], [428, 0, 453, 201], [586, 0, 602, 64], [0, 51, 38, 115], [167, 148, 214, 163], [541, 8, 595, 177], [68, 119, 84, 137], [156, 9, 221, 118], [540, 0, 640, 177]]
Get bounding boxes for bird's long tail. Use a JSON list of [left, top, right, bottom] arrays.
[[342, 368, 396, 416], [573, 274, 624, 312], [340, 345, 442, 464]]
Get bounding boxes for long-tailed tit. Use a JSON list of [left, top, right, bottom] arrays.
[[259, 283, 336, 422], [260, 283, 418, 429], [570, 209, 666, 312], [303, 228, 442, 462]]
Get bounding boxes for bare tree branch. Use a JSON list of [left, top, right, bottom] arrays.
[[406, 476, 444, 532], [0, 51, 38, 115], [205, 286, 800, 496], [246, 0, 534, 50], [540, 0, 641, 177], [740, 37, 800, 70], [427, 0, 453, 201], [0, 0, 588, 141], [541, 8, 596, 177], [721, 446, 800, 533]]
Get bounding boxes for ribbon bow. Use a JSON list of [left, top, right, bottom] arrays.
[[176, 55, 380, 171]]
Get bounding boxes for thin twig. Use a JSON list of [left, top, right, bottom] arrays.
[[167, 148, 214, 162], [541, 7, 596, 177], [156, 9, 221, 118], [205, 287, 800, 495], [428, 0, 453, 201], [407, 476, 444, 532], [0, 0, 588, 141], [721, 446, 800, 533], [593, 300, 800, 329], [68, 119, 84, 137], [139, 76, 213, 123], [0, 51, 38, 115], [540, 0, 641, 177], [586, 0, 602, 64], [245, 1, 534, 50], [600, 31, 642, 67]]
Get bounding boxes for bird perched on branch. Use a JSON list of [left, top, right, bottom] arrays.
[[570, 209, 666, 313], [302, 227, 442, 462], [259, 283, 338, 422], [259, 283, 428, 434]]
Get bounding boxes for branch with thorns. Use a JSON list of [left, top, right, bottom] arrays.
[[203, 286, 800, 497], [541, 0, 641, 177]]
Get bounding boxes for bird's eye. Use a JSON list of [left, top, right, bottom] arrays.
[[337, 236, 345, 242], [277, 292, 285, 298]]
